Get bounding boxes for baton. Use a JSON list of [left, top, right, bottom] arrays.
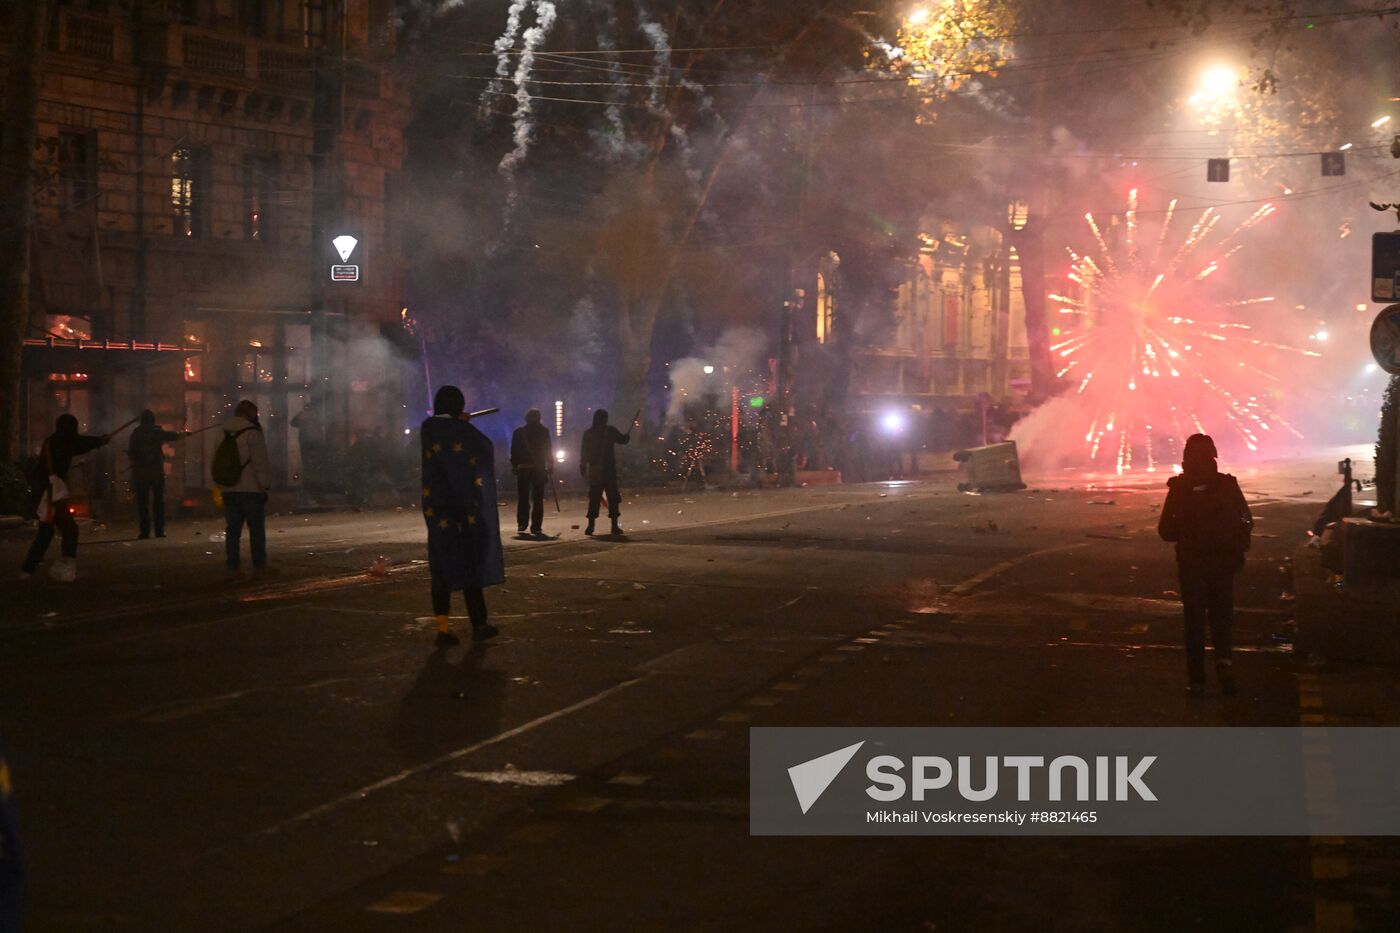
[[108, 416, 140, 436], [628, 408, 641, 433], [550, 472, 561, 512], [465, 407, 499, 419]]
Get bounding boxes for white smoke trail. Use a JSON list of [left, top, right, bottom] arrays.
[[586, 0, 638, 163], [498, 1, 558, 212], [478, 0, 530, 121], [636, 7, 703, 187]]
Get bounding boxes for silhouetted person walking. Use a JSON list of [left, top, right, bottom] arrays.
[[20, 414, 110, 581], [510, 408, 554, 537], [580, 409, 631, 536], [421, 386, 503, 645], [1158, 433, 1252, 697], [128, 410, 185, 539]]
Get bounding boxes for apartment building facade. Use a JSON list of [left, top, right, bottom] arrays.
[[8, 0, 408, 500]]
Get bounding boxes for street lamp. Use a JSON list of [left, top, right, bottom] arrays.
[[1189, 64, 1239, 110]]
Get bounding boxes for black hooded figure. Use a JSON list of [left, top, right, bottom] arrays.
[[510, 408, 554, 536], [1158, 433, 1253, 696], [21, 414, 110, 578], [128, 409, 184, 538], [579, 409, 630, 536]]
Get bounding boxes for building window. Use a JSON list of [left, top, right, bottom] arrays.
[[57, 130, 95, 213], [243, 153, 277, 243], [302, 0, 327, 49], [238, 0, 266, 37], [170, 145, 208, 238]]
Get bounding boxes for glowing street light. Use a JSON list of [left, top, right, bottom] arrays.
[[1189, 64, 1239, 110], [1373, 115, 1392, 128], [702, 364, 715, 375]]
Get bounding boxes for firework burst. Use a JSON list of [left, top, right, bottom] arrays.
[[1045, 190, 1319, 474]]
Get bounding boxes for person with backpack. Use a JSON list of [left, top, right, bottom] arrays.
[[212, 400, 273, 578], [421, 386, 503, 644], [128, 410, 187, 539], [19, 414, 111, 580], [1158, 433, 1253, 697]]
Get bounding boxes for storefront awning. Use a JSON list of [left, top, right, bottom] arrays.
[[22, 337, 207, 374]]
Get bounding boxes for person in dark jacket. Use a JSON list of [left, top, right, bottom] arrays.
[[20, 415, 110, 580], [1158, 433, 1253, 697], [510, 409, 554, 537], [128, 410, 186, 539], [579, 409, 632, 536], [421, 386, 503, 645]]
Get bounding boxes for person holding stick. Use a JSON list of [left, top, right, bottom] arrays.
[[128, 410, 190, 539], [19, 414, 114, 581], [579, 408, 636, 537], [421, 387, 503, 644]]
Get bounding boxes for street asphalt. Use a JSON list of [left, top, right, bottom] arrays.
[[1, 451, 1396, 931]]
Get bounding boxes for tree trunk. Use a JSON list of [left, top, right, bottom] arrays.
[[1011, 226, 1055, 402], [611, 295, 660, 426], [0, 0, 52, 463]]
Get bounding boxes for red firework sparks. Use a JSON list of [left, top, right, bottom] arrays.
[[1048, 189, 1320, 474]]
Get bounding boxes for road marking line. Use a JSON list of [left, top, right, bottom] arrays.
[[557, 795, 612, 814], [837, 644, 865, 653], [948, 542, 1090, 597], [745, 695, 782, 707], [608, 772, 652, 786], [441, 854, 508, 876], [772, 682, 803, 692], [262, 673, 652, 833], [719, 711, 754, 723], [686, 729, 725, 740], [366, 891, 442, 914], [854, 637, 880, 644]]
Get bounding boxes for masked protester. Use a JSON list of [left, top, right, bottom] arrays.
[[128, 410, 186, 539], [1158, 433, 1252, 697], [510, 409, 554, 537], [579, 409, 631, 536], [421, 386, 504, 645], [20, 414, 110, 581], [215, 400, 274, 578]]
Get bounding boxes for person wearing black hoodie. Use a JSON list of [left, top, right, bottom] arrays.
[[1158, 433, 1253, 697], [579, 409, 631, 536], [20, 414, 110, 579], [128, 410, 186, 539]]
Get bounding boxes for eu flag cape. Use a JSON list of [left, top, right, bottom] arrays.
[[421, 415, 505, 591]]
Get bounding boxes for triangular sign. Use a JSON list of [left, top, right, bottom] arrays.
[[332, 235, 358, 262]]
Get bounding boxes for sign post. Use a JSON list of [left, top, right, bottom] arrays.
[[1372, 232, 1400, 301]]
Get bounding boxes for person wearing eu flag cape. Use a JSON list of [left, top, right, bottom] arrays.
[[421, 386, 504, 645]]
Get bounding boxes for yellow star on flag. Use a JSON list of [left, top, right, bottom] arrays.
[[453, 442, 463, 453], [422, 487, 431, 498]]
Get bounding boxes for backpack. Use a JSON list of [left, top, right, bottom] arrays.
[[211, 427, 254, 487]]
